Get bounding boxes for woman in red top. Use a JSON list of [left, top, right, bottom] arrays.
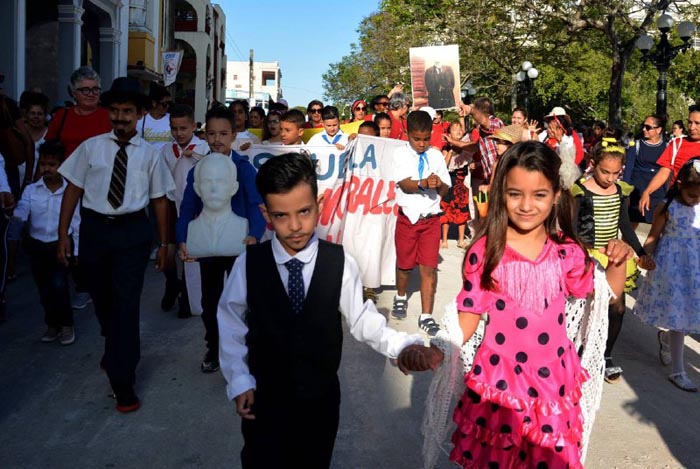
[[45, 67, 111, 158], [387, 92, 409, 140]]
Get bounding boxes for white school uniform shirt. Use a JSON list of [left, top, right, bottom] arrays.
[[393, 145, 451, 224], [231, 129, 262, 154], [137, 113, 172, 151], [217, 233, 424, 400], [161, 136, 209, 214], [14, 178, 80, 254], [306, 129, 348, 147], [59, 130, 175, 215]]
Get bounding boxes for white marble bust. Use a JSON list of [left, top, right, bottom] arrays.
[[186, 153, 249, 258]]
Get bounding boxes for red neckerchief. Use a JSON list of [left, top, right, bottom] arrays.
[[173, 143, 196, 158]]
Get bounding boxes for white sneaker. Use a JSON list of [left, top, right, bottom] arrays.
[[668, 372, 697, 392], [71, 292, 92, 310], [59, 326, 75, 346]]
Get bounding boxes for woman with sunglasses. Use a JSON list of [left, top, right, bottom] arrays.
[[45, 66, 111, 159], [622, 115, 668, 227], [348, 99, 367, 123], [261, 111, 282, 144]]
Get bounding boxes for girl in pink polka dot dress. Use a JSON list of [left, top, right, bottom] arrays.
[[398, 142, 632, 468]]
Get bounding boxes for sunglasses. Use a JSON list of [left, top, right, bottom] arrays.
[[309, 108, 322, 113], [75, 87, 102, 95], [641, 124, 659, 131], [377, 101, 389, 106], [159, 100, 172, 107], [354, 106, 367, 111], [268, 119, 280, 124]]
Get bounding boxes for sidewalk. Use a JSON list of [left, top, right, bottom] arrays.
[[1, 236, 699, 468]]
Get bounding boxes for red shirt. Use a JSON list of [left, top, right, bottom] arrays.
[[389, 113, 407, 141], [430, 122, 448, 150], [46, 107, 112, 157], [656, 137, 700, 182]]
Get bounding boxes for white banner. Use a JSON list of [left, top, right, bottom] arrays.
[[162, 51, 182, 87], [246, 136, 407, 287]]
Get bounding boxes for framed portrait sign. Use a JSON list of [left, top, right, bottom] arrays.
[[409, 44, 461, 110]]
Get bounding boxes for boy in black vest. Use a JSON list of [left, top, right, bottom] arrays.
[[217, 152, 424, 468]]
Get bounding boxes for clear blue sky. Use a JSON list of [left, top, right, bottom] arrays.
[[216, 0, 380, 108]]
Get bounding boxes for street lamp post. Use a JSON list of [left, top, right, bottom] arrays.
[[515, 61, 539, 115], [461, 82, 477, 104], [635, 13, 696, 118]]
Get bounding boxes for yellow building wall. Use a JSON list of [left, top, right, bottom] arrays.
[[128, 31, 156, 69]]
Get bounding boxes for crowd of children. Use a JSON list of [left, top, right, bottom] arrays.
[[3, 67, 700, 467]]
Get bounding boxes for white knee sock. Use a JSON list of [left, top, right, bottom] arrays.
[[669, 330, 686, 375]]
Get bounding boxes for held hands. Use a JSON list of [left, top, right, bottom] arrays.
[[178, 242, 189, 261], [600, 239, 634, 266], [637, 253, 656, 270], [0, 192, 15, 212], [397, 344, 445, 375], [234, 389, 256, 420], [426, 173, 442, 190]]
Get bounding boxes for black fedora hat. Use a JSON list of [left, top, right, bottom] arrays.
[[100, 77, 148, 108]]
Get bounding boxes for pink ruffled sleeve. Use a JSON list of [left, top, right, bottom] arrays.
[[559, 241, 593, 298], [456, 238, 493, 315]]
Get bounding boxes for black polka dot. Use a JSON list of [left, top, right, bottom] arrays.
[[555, 445, 563, 453], [488, 462, 499, 469], [468, 388, 481, 404], [481, 441, 488, 447], [462, 297, 474, 308], [496, 379, 508, 390], [557, 346, 565, 357], [469, 252, 478, 265], [518, 450, 527, 461], [516, 352, 528, 363], [457, 399, 463, 408], [527, 387, 539, 398], [473, 364, 482, 375], [464, 279, 473, 291], [566, 421, 571, 429], [523, 416, 532, 423], [490, 354, 500, 366], [503, 444, 514, 451], [538, 333, 549, 345], [501, 424, 512, 433], [561, 359, 566, 368], [485, 315, 490, 325], [476, 417, 487, 427], [495, 333, 505, 345], [558, 313, 564, 325], [544, 298, 549, 309], [538, 367, 551, 378], [559, 385, 566, 397], [491, 403, 500, 412], [496, 299, 506, 310], [537, 463, 549, 469], [559, 249, 566, 258], [462, 450, 473, 460], [516, 317, 528, 329], [514, 365, 523, 374], [541, 424, 553, 433]]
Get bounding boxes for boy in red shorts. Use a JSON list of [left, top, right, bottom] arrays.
[[391, 110, 450, 336]]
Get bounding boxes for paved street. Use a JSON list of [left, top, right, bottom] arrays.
[[2, 235, 700, 468]]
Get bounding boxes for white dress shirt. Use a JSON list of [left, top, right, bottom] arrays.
[[217, 234, 424, 400], [393, 145, 451, 224], [161, 136, 209, 214], [306, 130, 349, 147], [14, 178, 80, 254], [59, 130, 175, 215]]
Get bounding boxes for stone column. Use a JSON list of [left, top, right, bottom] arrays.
[[57, 3, 84, 103], [0, 0, 26, 99], [99, 27, 121, 86]]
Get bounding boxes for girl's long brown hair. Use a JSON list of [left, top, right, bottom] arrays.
[[466, 141, 590, 290]]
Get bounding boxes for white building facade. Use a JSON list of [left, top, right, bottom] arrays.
[[226, 60, 282, 111]]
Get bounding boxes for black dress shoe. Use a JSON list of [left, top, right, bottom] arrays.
[[177, 295, 192, 318], [160, 285, 179, 311]]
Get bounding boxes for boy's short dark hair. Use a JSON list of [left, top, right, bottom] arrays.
[[205, 106, 235, 130], [280, 109, 305, 128], [373, 112, 391, 124], [358, 121, 380, 136], [307, 100, 323, 112], [169, 103, 194, 121], [256, 153, 318, 202], [321, 106, 339, 121], [473, 97, 495, 116], [148, 84, 171, 104], [407, 110, 432, 133], [38, 138, 66, 162]]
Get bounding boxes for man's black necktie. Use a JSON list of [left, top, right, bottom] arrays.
[[108, 141, 129, 209]]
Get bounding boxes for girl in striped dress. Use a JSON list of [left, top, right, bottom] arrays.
[[571, 137, 649, 383]]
